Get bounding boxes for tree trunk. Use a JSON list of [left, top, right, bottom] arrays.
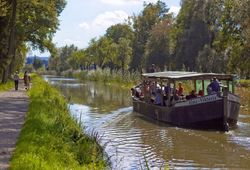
[[2, 0, 17, 83]]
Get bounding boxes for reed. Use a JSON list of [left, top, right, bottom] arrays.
[[10, 75, 106, 169], [69, 68, 141, 88]]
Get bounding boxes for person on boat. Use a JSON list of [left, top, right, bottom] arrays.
[[177, 82, 184, 96], [143, 82, 151, 103], [150, 82, 157, 96], [207, 79, 213, 95], [198, 90, 204, 97], [149, 64, 156, 73], [209, 77, 220, 93], [186, 90, 197, 100], [154, 89, 162, 106]]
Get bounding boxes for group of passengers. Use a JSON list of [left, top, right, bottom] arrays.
[[131, 77, 223, 106]]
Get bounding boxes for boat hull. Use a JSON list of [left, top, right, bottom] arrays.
[[132, 94, 240, 131]]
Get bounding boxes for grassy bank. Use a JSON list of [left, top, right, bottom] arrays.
[[236, 80, 250, 115], [10, 75, 106, 169], [62, 68, 141, 88], [0, 80, 14, 91]]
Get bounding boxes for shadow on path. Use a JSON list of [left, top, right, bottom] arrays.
[[0, 81, 29, 170]]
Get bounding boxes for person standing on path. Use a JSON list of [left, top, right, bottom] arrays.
[[23, 71, 31, 90], [13, 72, 19, 91]]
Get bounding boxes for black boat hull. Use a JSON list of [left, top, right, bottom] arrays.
[[132, 94, 240, 131]]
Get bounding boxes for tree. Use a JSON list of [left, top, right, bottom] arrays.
[[0, 0, 66, 82], [117, 38, 132, 75], [174, 0, 211, 71], [145, 18, 173, 71], [130, 0, 169, 71], [33, 56, 43, 70]]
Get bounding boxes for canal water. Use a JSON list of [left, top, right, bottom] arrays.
[[44, 75, 250, 170]]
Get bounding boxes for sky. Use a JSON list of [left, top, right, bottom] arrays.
[[31, 0, 181, 57]]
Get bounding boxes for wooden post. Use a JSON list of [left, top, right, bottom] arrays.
[[160, 81, 163, 106], [194, 80, 197, 92], [232, 81, 235, 94], [202, 80, 205, 92], [223, 87, 229, 131], [226, 81, 230, 92], [167, 81, 171, 107]]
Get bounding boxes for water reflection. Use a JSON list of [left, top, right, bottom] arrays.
[[44, 75, 250, 169]]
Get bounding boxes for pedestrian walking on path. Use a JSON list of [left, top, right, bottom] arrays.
[[23, 71, 31, 90], [13, 72, 19, 91], [0, 82, 29, 170]]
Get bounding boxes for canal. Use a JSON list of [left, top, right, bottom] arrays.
[[44, 75, 250, 169]]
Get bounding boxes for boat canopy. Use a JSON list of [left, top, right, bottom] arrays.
[[142, 71, 235, 81]]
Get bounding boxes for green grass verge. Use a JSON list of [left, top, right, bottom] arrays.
[[0, 80, 14, 91], [239, 79, 250, 88], [10, 75, 106, 170]]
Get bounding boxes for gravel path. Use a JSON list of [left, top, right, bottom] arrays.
[[0, 81, 29, 170]]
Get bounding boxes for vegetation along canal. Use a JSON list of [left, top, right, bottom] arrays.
[[44, 75, 250, 169]]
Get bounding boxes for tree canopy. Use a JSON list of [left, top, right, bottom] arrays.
[[0, 0, 66, 82], [46, 0, 250, 79]]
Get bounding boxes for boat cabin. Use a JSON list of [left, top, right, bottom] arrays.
[[134, 71, 237, 107]]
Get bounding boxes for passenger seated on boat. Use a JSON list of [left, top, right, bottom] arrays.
[[164, 84, 170, 95], [150, 82, 157, 96], [131, 87, 143, 98], [143, 83, 151, 103], [154, 89, 162, 106], [170, 89, 180, 106], [186, 90, 197, 100], [198, 90, 204, 97], [177, 82, 184, 96]]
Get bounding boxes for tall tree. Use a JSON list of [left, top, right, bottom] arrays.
[[130, 0, 169, 71], [117, 38, 132, 75], [145, 18, 173, 71], [174, 0, 211, 71]]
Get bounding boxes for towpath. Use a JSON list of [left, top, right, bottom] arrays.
[[0, 81, 29, 170]]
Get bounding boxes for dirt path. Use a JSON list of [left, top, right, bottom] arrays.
[[0, 81, 29, 170]]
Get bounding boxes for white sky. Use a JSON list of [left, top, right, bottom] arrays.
[[31, 0, 180, 57]]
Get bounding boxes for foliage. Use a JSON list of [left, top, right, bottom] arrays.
[[130, 1, 170, 71], [48, 0, 249, 80], [0, 0, 66, 83], [49, 44, 78, 72], [33, 57, 43, 70], [0, 80, 13, 91], [145, 18, 172, 71], [10, 75, 106, 169]]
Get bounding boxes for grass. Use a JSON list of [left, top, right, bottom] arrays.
[[0, 80, 14, 91], [235, 79, 250, 115], [10, 75, 106, 170]]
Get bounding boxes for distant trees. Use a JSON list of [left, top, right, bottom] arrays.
[[49, 0, 249, 78]]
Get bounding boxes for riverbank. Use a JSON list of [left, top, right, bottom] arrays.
[[235, 80, 250, 115], [10, 75, 106, 169]]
